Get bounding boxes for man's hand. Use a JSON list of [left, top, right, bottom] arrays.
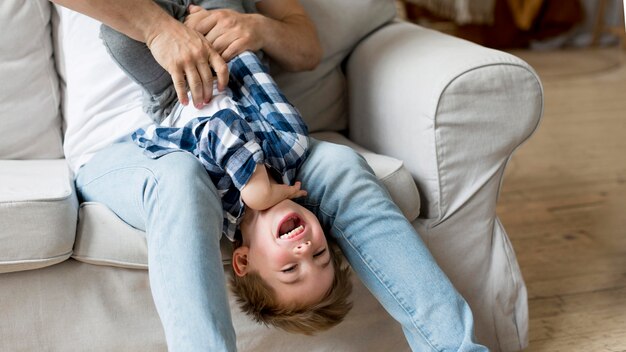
[[185, 5, 263, 62], [147, 16, 229, 107], [50, 0, 228, 108], [184, 0, 322, 72]]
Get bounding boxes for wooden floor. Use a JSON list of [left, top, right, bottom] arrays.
[[499, 47, 626, 351]]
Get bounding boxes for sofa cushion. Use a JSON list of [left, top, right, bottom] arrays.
[[73, 202, 234, 269], [0, 160, 77, 274], [73, 132, 419, 269], [0, 0, 63, 159], [273, 0, 397, 133]]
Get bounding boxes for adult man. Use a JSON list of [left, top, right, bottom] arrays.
[[52, 0, 487, 350]]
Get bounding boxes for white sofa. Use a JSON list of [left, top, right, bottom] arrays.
[[0, 0, 543, 351]]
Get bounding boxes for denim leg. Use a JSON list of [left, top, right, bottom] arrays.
[[75, 140, 236, 352], [297, 140, 487, 352]]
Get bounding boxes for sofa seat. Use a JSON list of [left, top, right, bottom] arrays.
[[0, 159, 77, 274], [72, 131, 421, 269]]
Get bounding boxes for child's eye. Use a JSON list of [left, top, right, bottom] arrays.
[[313, 248, 326, 258], [282, 265, 297, 273]]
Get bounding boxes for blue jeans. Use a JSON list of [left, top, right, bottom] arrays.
[[75, 138, 486, 351], [297, 140, 487, 352], [75, 140, 236, 351]]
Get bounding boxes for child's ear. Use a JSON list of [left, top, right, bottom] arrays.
[[232, 246, 250, 277]]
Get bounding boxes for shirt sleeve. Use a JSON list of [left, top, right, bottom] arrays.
[[192, 109, 265, 191], [133, 125, 196, 158], [227, 51, 310, 184]]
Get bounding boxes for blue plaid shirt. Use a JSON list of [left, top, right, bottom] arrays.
[[133, 51, 309, 240]]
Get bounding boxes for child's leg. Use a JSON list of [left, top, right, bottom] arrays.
[[297, 140, 488, 352], [99, 0, 191, 121]]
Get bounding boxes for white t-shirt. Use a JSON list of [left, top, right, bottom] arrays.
[[165, 84, 239, 128], [55, 7, 153, 174]]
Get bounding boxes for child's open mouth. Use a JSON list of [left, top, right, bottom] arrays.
[[277, 213, 305, 240]]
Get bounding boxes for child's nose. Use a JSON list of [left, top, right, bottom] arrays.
[[293, 241, 312, 255]]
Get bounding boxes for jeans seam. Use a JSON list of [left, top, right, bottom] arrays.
[[150, 170, 178, 343]]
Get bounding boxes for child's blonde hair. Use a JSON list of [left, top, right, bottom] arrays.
[[229, 243, 352, 334]]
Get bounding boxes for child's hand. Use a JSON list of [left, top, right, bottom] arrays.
[[241, 165, 307, 210], [272, 181, 308, 201]]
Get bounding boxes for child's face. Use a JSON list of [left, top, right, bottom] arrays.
[[233, 199, 335, 307]]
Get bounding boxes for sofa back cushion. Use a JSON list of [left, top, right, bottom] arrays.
[[0, 0, 63, 159], [272, 0, 396, 132]]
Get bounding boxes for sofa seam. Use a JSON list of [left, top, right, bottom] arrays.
[[0, 250, 73, 265], [0, 193, 74, 204]]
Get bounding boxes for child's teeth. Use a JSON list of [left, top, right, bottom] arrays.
[[280, 225, 303, 239]]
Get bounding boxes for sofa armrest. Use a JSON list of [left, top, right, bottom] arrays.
[[346, 21, 543, 222], [347, 23, 542, 349]]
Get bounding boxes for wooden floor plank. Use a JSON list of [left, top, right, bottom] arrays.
[[499, 48, 626, 351]]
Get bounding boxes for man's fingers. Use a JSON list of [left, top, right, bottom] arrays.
[[209, 32, 231, 55], [187, 4, 203, 14], [196, 61, 214, 104], [148, 18, 223, 107], [211, 30, 248, 58], [185, 67, 204, 108], [185, 9, 218, 36], [222, 38, 246, 63], [209, 52, 229, 91], [171, 70, 188, 106]]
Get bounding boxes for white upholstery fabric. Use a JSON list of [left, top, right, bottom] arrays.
[[347, 22, 543, 219], [73, 203, 151, 269], [0, 260, 166, 351], [73, 202, 233, 268], [0, 0, 63, 159], [0, 259, 410, 352], [347, 22, 542, 351], [0, 160, 77, 273]]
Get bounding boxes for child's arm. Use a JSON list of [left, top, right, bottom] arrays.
[[240, 164, 307, 210]]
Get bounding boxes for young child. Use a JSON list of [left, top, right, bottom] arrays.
[[231, 197, 353, 334], [100, 0, 352, 334]]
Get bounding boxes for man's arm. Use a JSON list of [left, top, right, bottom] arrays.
[[185, 0, 322, 71], [50, 0, 228, 107]]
